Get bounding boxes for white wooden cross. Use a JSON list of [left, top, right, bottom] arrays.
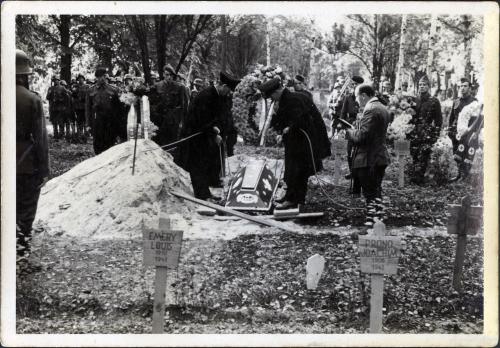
[[332, 139, 348, 185], [394, 140, 410, 188]]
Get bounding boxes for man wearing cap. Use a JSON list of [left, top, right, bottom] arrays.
[[293, 74, 313, 101], [190, 78, 204, 101], [49, 78, 73, 140], [177, 71, 240, 201], [448, 78, 477, 181], [71, 74, 90, 141], [46, 76, 60, 139], [346, 84, 390, 233], [259, 77, 328, 210], [150, 64, 188, 148], [85, 67, 125, 155], [407, 75, 443, 184], [16, 49, 49, 267]]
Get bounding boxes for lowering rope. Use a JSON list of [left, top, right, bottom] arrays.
[[299, 128, 363, 211]]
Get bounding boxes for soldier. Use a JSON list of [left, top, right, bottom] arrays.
[[16, 49, 49, 267], [259, 77, 330, 210], [150, 64, 188, 148], [448, 78, 477, 181], [293, 74, 313, 101], [72, 74, 89, 141], [50, 78, 73, 140], [407, 75, 443, 184], [46, 76, 60, 139], [190, 78, 204, 101], [177, 72, 240, 201], [85, 67, 125, 155], [60, 80, 76, 140]]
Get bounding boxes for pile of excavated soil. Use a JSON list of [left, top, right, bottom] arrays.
[[35, 139, 196, 239]]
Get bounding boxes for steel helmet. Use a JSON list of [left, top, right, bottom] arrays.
[[16, 49, 33, 75]]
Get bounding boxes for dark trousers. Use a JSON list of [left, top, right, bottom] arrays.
[[353, 165, 387, 225], [285, 170, 309, 205], [347, 140, 361, 194], [189, 171, 212, 200], [93, 116, 116, 155], [16, 174, 42, 257]]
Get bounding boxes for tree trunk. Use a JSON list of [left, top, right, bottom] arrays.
[[266, 18, 271, 66], [130, 16, 152, 84], [395, 14, 407, 91], [59, 15, 72, 83], [155, 15, 167, 79], [426, 14, 437, 78], [221, 15, 227, 72]]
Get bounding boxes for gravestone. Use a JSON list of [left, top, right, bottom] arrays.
[[306, 254, 325, 290]]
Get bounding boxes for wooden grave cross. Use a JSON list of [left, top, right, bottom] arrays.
[[358, 221, 402, 333], [332, 139, 348, 185], [143, 215, 183, 333], [447, 195, 483, 291], [394, 140, 410, 188]]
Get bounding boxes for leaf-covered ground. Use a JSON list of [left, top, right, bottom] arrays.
[[16, 138, 484, 334]]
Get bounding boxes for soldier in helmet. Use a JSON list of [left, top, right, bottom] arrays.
[[50, 78, 73, 140], [71, 73, 89, 141], [150, 64, 188, 148], [46, 76, 60, 138], [85, 67, 126, 155], [59, 79, 76, 140], [16, 49, 49, 268], [407, 75, 443, 184]]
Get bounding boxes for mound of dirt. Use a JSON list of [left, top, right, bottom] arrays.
[[35, 139, 195, 239]]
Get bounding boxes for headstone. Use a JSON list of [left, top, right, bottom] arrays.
[[358, 220, 402, 333], [306, 254, 325, 290], [143, 215, 183, 333]]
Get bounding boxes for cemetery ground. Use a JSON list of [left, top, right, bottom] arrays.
[[16, 138, 484, 334]]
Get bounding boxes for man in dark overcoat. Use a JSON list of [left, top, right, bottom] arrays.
[[150, 64, 188, 148], [407, 75, 443, 184], [346, 84, 390, 232], [16, 49, 49, 265], [259, 77, 329, 210], [85, 67, 125, 155], [72, 73, 89, 141], [293, 74, 313, 101], [177, 72, 240, 201]]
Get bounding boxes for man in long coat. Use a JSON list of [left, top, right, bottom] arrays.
[[85, 67, 125, 155], [259, 77, 329, 210], [346, 84, 391, 232], [407, 75, 442, 184], [177, 72, 240, 201], [71, 73, 89, 141], [16, 49, 49, 265], [150, 64, 188, 148]]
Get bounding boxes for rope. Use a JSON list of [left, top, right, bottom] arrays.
[[299, 128, 363, 211]]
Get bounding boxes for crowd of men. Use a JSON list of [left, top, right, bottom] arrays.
[[16, 46, 484, 269]]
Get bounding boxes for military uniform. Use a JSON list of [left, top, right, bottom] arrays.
[[150, 80, 188, 147], [85, 81, 125, 155], [72, 81, 89, 138], [17, 83, 49, 258], [407, 91, 443, 183]]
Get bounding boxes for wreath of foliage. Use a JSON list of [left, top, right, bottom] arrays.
[[232, 64, 287, 146]]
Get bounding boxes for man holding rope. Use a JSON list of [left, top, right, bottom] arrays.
[[177, 72, 240, 202], [259, 77, 328, 210]]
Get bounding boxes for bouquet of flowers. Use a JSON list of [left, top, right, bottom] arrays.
[[426, 134, 458, 184], [232, 64, 284, 145], [456, 101, 481, 138], [387, 112, 415, 141]]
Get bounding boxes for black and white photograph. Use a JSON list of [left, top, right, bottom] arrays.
[[1, 1, 498, 347]]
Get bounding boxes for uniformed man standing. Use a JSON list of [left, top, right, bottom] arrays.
[[259, 77, 329, 210], [448, 78, 477, 181], [407, 75, 443, 184], [177, 72, 240, 201], [85, 67, 125, 155], [150, 64, 188, 147], [190, 78, 204, 102], [16, 49, 49, 265], [71, 74, 89, 141]]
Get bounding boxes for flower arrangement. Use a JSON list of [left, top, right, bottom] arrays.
[[231, 64, 285, 145], [426, 134, 458, 184], [456, 101, 481, 138], [387, 112, 415, 141]]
